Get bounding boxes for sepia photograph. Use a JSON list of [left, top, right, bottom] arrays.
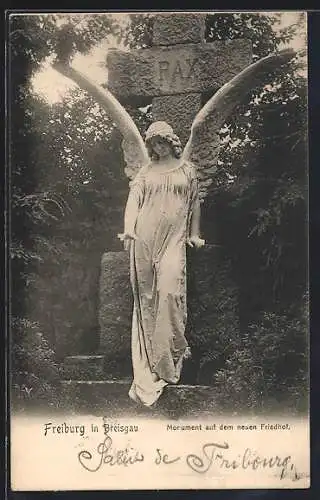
[[7, 10, 309, 490]]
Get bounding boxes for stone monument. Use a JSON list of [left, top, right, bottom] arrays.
[[62, 13, 252, 415]]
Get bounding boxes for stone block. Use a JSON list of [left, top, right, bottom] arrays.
[[63, 355, 105, 381], [98, 251, 133, 377], [152, 93, 202, 146], [60, 380, 133, 416], [60, 380, 219, 418], [106, 40, 252, 99], [153, 13, 206, 46]]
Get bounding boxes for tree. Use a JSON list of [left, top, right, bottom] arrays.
[[22, 88, 130, 358], [203, 14, 307, 408], [10, 14, 123, 309], [9, 13, 126, 406]]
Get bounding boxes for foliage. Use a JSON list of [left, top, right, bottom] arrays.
[[214, 307, 309, 414], [12, 87, 129, 358], [122, 13, 154, 49], [206, 12, 296, 59], [11, 318, 61, 411], [9, 14, 122, 77], [211, 67, 307, 325], [9, 14, 126, 407], [202, 14, 308, 403]]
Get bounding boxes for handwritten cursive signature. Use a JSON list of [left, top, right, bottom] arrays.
[[77, 437, 307, 481], [186, 442, 305, 481], [78, 435, 144, 472]]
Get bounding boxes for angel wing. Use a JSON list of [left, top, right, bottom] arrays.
[[52, 61, 149, 180], [182, 48, 296, 201]]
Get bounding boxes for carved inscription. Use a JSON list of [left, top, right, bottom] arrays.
[[157, 57, 199, 90], [107, 40, 252, 97]]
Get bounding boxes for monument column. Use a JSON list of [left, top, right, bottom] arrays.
[[107, 14, 252, 146], [150, 14, 206, 145]]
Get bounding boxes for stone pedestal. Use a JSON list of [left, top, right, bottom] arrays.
[[63, 355, 105, 381], [60, 380, 220, 418], [98, 251, 133, 377]]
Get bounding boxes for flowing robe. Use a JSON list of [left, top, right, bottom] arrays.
[[125, 161, 199, 406]]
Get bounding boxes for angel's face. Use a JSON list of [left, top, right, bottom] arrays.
[[150, 137, 172, 159]]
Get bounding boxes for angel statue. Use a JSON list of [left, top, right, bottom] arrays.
[[54, 45, 295, 408]]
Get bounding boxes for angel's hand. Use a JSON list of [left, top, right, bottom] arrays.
[[117, 232, 138, 251], [183, 346, 192, 360], [187, 236, 205, 248]]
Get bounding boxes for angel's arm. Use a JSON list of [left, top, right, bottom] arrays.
[[187, 186, 205, 247], [187, 171, 203, 240], [123, 179, 144, 235], [190, 198, 201, 236], [189, 184, 201, 238], [53, 61, 149, 168], [183, 48, 296, 161]]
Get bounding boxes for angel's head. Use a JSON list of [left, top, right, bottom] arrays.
[[145, 121, 183, 161]]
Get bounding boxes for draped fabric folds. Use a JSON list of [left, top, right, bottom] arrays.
[[126, 161, 199, 406]]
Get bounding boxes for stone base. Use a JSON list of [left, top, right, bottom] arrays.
[[63, 355, 105, 380], [99, 251, 133, 377], [60, 380, 219, 419]]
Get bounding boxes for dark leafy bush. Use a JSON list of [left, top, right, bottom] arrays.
[[11, 317, 62, 411], [214, 308, 309, 414]]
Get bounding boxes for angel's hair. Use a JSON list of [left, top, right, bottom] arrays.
[[145, 134, 183, 161]]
